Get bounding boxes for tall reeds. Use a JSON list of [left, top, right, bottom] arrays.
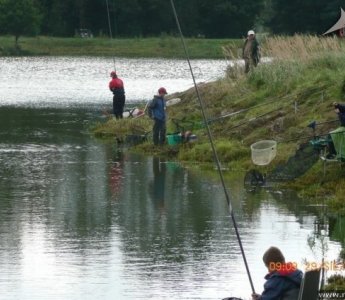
[[263, 34, 344, 61]]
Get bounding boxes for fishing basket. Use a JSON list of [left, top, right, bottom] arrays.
[[251, 140, 277, 166]]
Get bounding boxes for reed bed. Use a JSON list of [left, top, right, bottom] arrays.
[[263, 34, 344, 61]]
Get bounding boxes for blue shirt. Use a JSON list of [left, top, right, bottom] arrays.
[[150, 96, 166, 121]]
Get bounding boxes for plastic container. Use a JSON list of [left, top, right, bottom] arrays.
[[167, 133, 182, 145], [251, 140, 277, 166]]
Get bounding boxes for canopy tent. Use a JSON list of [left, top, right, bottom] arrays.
[[323, 7, 345, 35]]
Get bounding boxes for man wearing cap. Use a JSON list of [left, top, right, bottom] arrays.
[[109, 71, 125, 119], [149, 87, 167, 146], [242, 30, 260, 73]]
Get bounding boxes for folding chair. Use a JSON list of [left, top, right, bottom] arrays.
[[298, 269, 321, 300]]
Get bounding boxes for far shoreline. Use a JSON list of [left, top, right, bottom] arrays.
[[0, 35, 243, 59]]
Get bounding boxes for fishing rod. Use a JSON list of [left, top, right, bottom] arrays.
[[169, 0, 256, 295], [105, 0, 116, 70], [278, 132, 330, 143], [227, 107, 283, 132], [207, 97, 286, 124], [206, 88, 314, 126], [307, 119, 338, 130], [281, 119, 341, 143]]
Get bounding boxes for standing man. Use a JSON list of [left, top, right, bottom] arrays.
[[149, 87, 167, 146], [109, 71, 125, 119], [242, 30, 260, 73]]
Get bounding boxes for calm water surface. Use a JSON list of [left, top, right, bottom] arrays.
[[0, 56, 228, 106], [0, 57, 343, 300]]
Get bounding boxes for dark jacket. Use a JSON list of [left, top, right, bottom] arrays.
[[259, 265, 303, 300], [335, 103, 345, 126], [149, 95, 166, 121], [243, 38, 260, 65]]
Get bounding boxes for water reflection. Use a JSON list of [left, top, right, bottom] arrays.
[[109, 149, 125, 200], [0, 106, 342, 300], [149, 157, 167, 212]]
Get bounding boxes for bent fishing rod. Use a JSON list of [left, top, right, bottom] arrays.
[[169, 0, 256, 294]]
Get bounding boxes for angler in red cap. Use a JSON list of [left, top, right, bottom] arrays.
[[148, 87, 168, 145], [109, 71, 125, 119]]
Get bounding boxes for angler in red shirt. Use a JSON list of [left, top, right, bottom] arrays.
[[109, 71, 126, 119]]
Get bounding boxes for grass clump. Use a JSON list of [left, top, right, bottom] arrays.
[[92, 117, 151, 140], [323, 274, 345, 290], [178, 139, 249, 164]]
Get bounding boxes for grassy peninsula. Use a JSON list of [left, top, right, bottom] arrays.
[[93, 35, 345, 209], [0, 35, 242, 58]]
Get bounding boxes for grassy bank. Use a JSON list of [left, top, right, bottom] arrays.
[[0, 35, 242, 59], [92, 34, 345, 288], [92, 35, 345, 208]]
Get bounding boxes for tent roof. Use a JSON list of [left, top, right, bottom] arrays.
[[323, 8, 345, 35]]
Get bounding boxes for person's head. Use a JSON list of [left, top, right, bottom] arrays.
[[158, 87, 168, 97], [262, 246, 285, 270], [247, 30, 255, 40], [110, 71, 117, 78]]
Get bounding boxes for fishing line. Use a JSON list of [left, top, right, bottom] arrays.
[[169, 0, 256, 294], [105, 0, 116, 70]]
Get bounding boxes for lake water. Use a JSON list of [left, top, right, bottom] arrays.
[[0, 56, 228, 107], [0, 57, 343, 300]]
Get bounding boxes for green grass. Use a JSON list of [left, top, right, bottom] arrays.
[[0, 35, 243, 59]]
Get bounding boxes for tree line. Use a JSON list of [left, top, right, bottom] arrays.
[[0, 0, 344, 42]]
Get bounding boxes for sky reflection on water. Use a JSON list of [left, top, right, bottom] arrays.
[[0, 56, 228, 107]]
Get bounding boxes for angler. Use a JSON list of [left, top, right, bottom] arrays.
[[109, 71, 126, 119]]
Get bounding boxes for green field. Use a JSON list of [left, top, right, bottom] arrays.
[[0, 35, 243, 59]]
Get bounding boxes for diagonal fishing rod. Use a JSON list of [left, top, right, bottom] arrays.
[[105, 0, 116, 70], [227, 107, 283, 132], [169, 0, 256, 294], [207, 97, 286, 124]]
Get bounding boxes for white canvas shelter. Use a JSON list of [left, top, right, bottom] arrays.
[[323, 7, 345, 35]]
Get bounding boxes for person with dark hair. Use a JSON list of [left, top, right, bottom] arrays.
[[252, 246, 303, 300], [109, 71, 125, 119], [242, 30, 260, 73], [148, 87, 167, 146]]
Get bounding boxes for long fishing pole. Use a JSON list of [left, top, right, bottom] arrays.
[[207, 97, 286, 124], [227, 107, 283, 132], [282, 129, 345, 143], [105, 0, 116, 70], [169, 0, 256, 294]]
